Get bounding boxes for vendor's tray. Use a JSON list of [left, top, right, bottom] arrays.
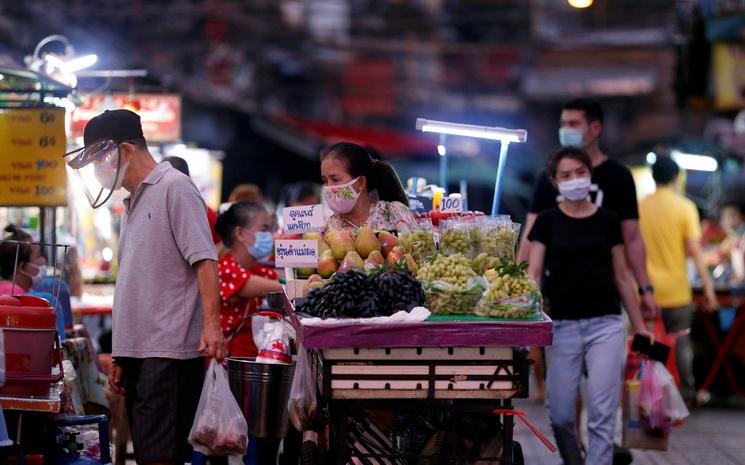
[[293, 311, 553, 349]]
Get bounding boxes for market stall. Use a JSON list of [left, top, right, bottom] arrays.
[[274, 210, 555, 465]]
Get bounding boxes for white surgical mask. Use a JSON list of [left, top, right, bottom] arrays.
[[558, 177, 592, 202], [21, 263, 47, 288], [322, 177, 361, 214]]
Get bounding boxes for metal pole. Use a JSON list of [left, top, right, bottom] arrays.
[[491, 141, 511, 216], [439, 134, 448, 194]]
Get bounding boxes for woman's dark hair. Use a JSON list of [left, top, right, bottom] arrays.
[[214, 201, 268, 247], [547, 147, 593, 179], [320, 142, 409, 206], [0, 225, 32, 280], [721, 199, 745, 217]]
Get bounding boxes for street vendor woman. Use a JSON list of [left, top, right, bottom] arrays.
[[215, 201, 283, 357], [321, 142, 418, 233]]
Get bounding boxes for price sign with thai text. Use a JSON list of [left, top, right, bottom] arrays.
[[283, 204, 325, 234], [274, 239, 318, 268], [0, 108, 67, 206]]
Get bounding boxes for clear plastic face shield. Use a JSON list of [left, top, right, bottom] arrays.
[[63, 139, 129, 209]]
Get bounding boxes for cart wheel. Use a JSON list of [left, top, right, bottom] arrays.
[[300, 440, 320, 465], [512, 441, 525, 465]]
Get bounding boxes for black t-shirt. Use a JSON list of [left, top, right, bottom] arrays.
[[528, 207, 623, 320], [529, 158, 639, 220]]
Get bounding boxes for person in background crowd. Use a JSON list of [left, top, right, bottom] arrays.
[[717, 200, 745, 283], [320, 142, 417, 233], [65, 109, 224, 465], [214, 201, 282, 357], [0, 225, 47, 295], [164, 156, 221, 246], [527, 147, 650, 465], [639, 156, 718, 403], [286, 181, 321, 207], [229, 183, 264, 203]]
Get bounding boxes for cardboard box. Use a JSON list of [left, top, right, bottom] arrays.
[[622, 379, 669, 450]]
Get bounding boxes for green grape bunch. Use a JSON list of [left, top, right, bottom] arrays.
[[440, 228, 472, 257], [480, 227, 519, 260], [416, 253, 476, 290], [399, 230, 437, 263], [472, 252, 501, 275]]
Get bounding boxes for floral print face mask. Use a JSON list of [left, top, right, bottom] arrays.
[[322, 177, 361, 214]]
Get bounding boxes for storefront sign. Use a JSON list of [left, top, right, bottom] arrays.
[[713, 43, 745, 110], [274, 239, 318, 268], [0, 108, 67, 206], [71, 94, 181, 142], [283, 204, 325, 234]]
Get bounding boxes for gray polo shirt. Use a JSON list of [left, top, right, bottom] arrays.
[[112, 163, 218, 359]]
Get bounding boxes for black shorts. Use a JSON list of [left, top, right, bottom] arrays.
[[119, 357, 205, 465]]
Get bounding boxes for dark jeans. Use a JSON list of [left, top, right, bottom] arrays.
[[661, 305, 696, 400]]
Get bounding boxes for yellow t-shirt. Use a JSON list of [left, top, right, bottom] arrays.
[[639, 187, 701, 308]]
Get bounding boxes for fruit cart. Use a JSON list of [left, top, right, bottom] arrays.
[[290, 307, 554, 465]]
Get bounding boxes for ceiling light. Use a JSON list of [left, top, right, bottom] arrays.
[[670, 150, 718, 172], [437, 144, 447, 156], [568, 0, 593, 8], [646, 152, 657, 165]]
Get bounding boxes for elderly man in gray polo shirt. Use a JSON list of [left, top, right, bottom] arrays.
[[64, 109, 225, 465]]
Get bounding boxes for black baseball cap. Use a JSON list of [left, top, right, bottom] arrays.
[[84, 109, 144, 146]]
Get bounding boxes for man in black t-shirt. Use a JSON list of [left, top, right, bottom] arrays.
[[518, 98, 658, 317]]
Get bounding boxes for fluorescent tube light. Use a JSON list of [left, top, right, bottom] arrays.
[[416, 118, 527, 143], [670, 150, 718, 172]]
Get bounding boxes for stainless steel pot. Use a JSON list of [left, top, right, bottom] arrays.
[[227, 357, 296, 438]]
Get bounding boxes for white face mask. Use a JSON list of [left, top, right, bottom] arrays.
[[21, 263, 47, 288], [557, 177, 592, 202]]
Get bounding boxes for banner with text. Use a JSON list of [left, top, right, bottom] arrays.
[[0, 108, 67, 206], [274, 239, 318, 268]]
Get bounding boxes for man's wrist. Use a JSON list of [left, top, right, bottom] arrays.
[[638, 284, 654, 295]]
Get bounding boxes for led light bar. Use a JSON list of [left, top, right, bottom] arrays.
[[416, 118, 527, 143], [671, 150, 718, 172]]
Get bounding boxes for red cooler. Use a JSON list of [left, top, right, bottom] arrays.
[[0, 295, 63, 396]]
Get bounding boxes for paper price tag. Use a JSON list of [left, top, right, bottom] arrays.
[[274, 239, 318, 268], [440, 195, 464, 213], [283, 204, 325, 234]]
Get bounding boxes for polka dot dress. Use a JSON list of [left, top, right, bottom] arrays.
[[218, 253, 279, 357]]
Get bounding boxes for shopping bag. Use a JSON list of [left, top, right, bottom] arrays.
[[287, 349, 318, 431], [622, 379, 668, 451], [639, 360, 669, 435], [189, 360, 248, 456]]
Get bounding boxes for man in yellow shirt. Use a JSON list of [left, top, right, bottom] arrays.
[[639, 156, 717, 401]]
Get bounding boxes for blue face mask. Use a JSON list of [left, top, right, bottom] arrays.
[[559, 127, 588, 148], [247, 231, 274, 260]]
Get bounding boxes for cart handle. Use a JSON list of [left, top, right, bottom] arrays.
[[492, 409, 557, 453]]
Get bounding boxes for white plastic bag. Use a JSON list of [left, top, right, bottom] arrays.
[[287, 349, 318, 430], [652, 360, 689, 423], [189, 360, 248, 456], [639, 360, 689, 435], [255, 318, 296, 365]]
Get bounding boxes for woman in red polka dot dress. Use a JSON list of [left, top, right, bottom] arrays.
[[215, 201, 283, 357]]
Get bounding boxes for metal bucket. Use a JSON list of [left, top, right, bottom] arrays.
[[227, 357, 296, 438]]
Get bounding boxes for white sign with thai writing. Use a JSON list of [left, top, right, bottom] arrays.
[[283, 204, 325, 234], [440, 195, 464, 213], [274, 239, 318, 268]]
